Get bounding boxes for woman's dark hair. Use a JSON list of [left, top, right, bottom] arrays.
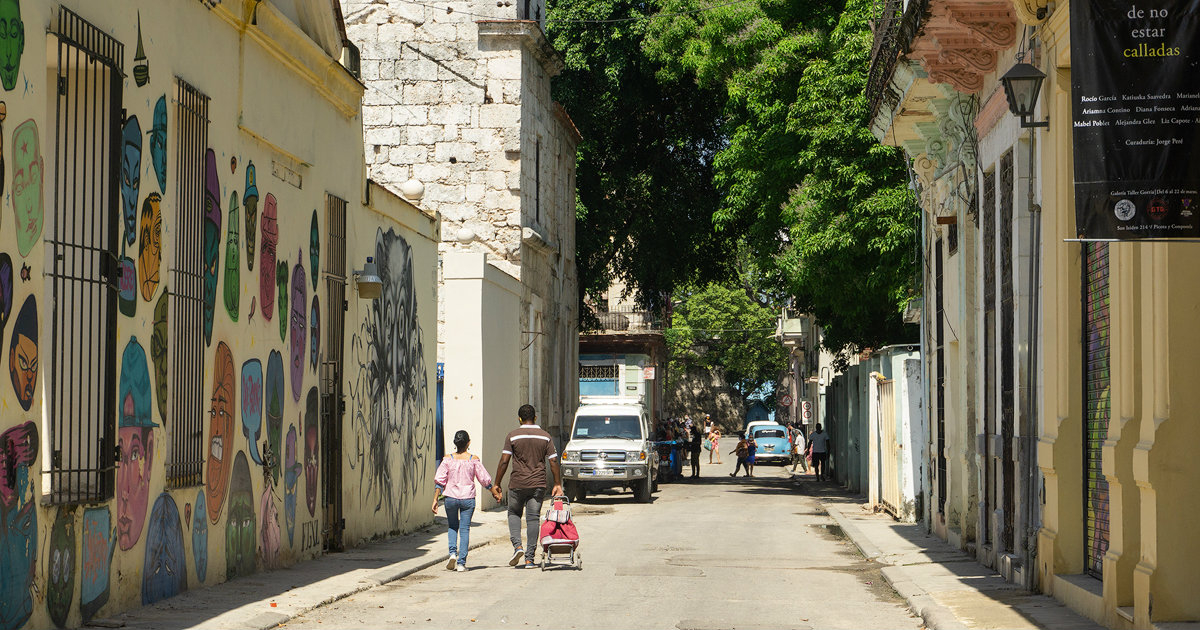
[[453, 430, 470, 452]]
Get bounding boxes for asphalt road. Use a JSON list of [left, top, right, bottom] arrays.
[[281, 458, 923, 629]]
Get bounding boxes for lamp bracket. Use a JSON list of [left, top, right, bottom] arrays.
[[1019, 114, 1049, 129]]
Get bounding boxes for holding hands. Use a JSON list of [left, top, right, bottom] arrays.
[[491, 486, 503, 502]]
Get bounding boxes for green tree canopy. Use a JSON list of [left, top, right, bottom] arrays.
[[666, 283, 788, 401]]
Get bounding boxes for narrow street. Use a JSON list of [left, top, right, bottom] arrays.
[[281, 460, 921, 630]]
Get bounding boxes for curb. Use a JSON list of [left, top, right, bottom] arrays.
[[824, 505, 966, 630]]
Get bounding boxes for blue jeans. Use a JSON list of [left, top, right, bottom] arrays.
[[444, 497, 476, 566]]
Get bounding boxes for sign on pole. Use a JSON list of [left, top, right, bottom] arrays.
[[779, 394, 793, 407], [643, 366, 655, 380], [1071, 0, 1200, 240]]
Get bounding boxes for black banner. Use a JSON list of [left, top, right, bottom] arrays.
[[1072, 1, 1200, 239]]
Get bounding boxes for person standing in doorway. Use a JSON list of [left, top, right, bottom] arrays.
[[432, 430, 493, 571], [809, 423, 830, 481], [492, 404, 563, 569]]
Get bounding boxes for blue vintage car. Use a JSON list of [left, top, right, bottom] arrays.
[[748, 423, 793, 464]]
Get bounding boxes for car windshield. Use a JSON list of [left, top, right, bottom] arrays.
[[754, 428, 786, 439], [573, 415, 642, 440]]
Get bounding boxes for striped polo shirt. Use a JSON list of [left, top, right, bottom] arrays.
[[502, 424, 557, 489]]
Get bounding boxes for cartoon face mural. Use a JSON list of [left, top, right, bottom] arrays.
[[304, 387, 319, 517], [120, 117, 142, 246], [80, 507, 113, 623], [225, 452, 255, 580], [224, 191, 240, 321], [310, 296, 320, 373], [244, 162, 258, 270], [276, 259, 289, 342], [265, 350, 284, 484], [0, 253, 11, 343], [192, 490, 207, 583], [149, 96, 167, 193], [8, 295, 35, 411], [259, 480, 280, 569], [117, 337, 155, 551], [143, 494, 186, 605], [240, 359, 263, 465], [0, 421, 36, 630], [152, 292, 168, 421], [259, 193, 278, 319], [290, 258, 306, 401], [47, 507, 77, 628], [118, 255, 137, 317], [11, 119, 43, 257], [139, 192, 163, 301], [0, 0, 23, 92], [310, 210, 319, 290], [284, 425, 299, 545], [206, 342, 235, 524], [202, 149, 221, 346]]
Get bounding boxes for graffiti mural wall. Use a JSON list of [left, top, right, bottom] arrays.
[[0, 2, 438, 628]]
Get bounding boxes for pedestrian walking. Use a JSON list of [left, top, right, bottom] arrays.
[[688, 424, 703, 478], [789, 423, 808, 473], [707, 427, 721, 464], [729, 434, 749, 477], [809, 423, 830, 481], [745, 435, 757, 477], [492, 404, 563, 569], [432, 430, 494, 572]]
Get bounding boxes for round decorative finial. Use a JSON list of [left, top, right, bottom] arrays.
[[455, 227, 476, 244], [400, 178, 425, 201]]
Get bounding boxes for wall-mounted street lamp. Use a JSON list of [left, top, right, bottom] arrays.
[[1000, 61, 1048, 128], [353, 256, 383, 299]]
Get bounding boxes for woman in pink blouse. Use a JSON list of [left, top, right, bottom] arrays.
[[432, 430, 494, 571]]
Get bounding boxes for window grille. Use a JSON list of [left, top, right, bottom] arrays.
[[981, 168, 996, 546], [579, 364, 619, 381], [165, 78, 209, 488], [935, 239, 947, 514], [321, 193, 347, 551], [999, 150, 1016, 553], [1082, 242, 1110, 579], [45, 7, 124, 504]]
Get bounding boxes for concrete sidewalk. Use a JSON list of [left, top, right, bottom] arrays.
[[95, 507, 515, 630], [813, 487, 1104, 630]]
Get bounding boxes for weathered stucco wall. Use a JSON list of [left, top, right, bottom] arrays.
[[0, 1, 437, 628]]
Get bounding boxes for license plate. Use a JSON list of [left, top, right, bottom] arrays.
[[591, 469, 615, 476]]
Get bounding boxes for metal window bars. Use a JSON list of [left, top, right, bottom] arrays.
[[579, 364, 619, 381], [165, 78, 209, 488], [1083, 242, 1111, 579], [320, 193, 347, 551], [45, 7, 124, 504], [981, 168, 996, 547], [999, 151, 1016, 554], [935, 239, 947, 514]]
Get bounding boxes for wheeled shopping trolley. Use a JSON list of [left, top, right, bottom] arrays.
[[539, 495, 581, 570]]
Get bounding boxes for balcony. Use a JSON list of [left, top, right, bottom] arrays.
[[584, 305, 665, 334], [867, 0, 928, 121]]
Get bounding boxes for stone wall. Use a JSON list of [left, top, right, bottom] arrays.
[[667, 367, 746, 431]]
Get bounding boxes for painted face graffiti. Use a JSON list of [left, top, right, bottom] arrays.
[[117, 337, 155, 551], [202, 149, 221, 346], [276, 259, 289, 342], [48, 506, 76, 628], [244, 162, 258, 271], [310, 296, 320, 373], [284, 425, 299, 545], [152, 292, 168, 422], [304, 387, 319, 517], [310, 210, 320, 290], [8, 295, 36, 411], [150, 96, 167, 193], [225, 452, 255, 579], [0, 0, 24, 92], [138, 192, 163, 301], [259, 480, 281, 569], [224, 190, 240, 321], [192, 490, 207, 583], [240, 359, 263, 465], [142, 493, 186, 605], [120, 117, 142, 247], [265, 350, 284, 484], [11, 119, 43, 257], [260, 194, 278, 319], [118, 255, 138, 317], [290, 258, 306, 401], [206, 342, 235, 524], [0, 423, 36, 630], [80, 507, 113, 623]]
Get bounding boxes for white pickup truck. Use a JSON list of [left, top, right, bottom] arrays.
[[560, 397, 658, 503]]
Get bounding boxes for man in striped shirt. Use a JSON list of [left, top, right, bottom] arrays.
[[492, 404, 563, 568]]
